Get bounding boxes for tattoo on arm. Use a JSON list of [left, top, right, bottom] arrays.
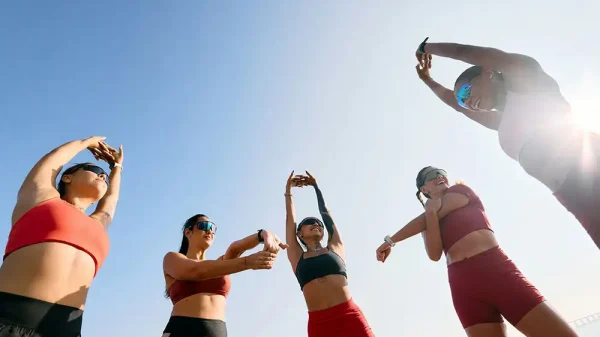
[[93, 211, 113, 228], [314, 185, 335, 236]]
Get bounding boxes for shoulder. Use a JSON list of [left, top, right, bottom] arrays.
[[447, 183, 476, 197], [164, 251, 185, 263]]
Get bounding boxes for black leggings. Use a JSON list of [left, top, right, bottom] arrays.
[[0, 291, 83, 337], [163, 316, 227, 337]]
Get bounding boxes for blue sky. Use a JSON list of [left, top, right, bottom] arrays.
[[0, 2, 599, 336]]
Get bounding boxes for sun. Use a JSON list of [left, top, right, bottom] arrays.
[[571, 78, 600, 133]]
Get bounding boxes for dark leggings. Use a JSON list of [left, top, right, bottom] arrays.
[[0, 291, 82, 337], [163, 316, 227, 337]]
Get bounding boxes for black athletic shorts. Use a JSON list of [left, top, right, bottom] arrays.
[[0, 291, 83, 337], [163, 316, 227, 337]]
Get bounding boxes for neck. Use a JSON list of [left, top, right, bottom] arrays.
[[62, 194, 96, 212], [186, 246, 207, 260], [304, 241, 324, 252]]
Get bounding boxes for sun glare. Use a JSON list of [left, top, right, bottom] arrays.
[[571, 78, 600, 133]]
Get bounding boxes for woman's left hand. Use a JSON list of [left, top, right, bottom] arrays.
[[90, 142, 124, 167], [425, 197, 442, 214], [261, 231, 289, 254]]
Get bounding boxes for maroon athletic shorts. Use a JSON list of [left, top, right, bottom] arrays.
[[448, 246, 545, 328], [307, 299, 374, 337]]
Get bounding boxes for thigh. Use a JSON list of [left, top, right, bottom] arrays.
[[450, 282, 503, 329], [514, 302, 577, 337], [465, 323, 507, 337], [489, 267, 545, 326]]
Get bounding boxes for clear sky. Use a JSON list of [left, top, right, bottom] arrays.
[[0, 2, 599, 337]]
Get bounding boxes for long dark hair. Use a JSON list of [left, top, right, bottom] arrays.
[[163, 213, 207, 299], [57, 163, 94, 198]]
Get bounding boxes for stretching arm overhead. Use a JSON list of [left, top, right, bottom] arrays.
[[420, 38, 560, 92], [12, 136, 107, 226], [416, 54, 501, 130], [311, 178, 344, 257], [284, 172, 304, 271], [91, 144, 124, 229]]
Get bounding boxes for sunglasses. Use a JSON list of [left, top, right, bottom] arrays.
[[81, 165, 108, 177], [456, 83, 472, 109], [195, 221, 217, 234], [299, 218, 324, 228], [419, 168, 447, 187]]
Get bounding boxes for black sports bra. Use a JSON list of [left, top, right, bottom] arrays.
[[294, 248, 347, 290]]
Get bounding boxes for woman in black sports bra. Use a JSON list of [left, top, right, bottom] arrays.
[[284, 171, 375, 337]]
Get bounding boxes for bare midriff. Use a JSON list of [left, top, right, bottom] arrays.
[[165, 276, 227, 321], [302, 274, 351, 312], [445, 229, 499, 266], [0, 242, 95, 309]]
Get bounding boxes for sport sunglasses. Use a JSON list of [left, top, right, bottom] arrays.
[[420, 168, 448, 186], [299, 217, 324, 228], [456, 83, 472, 109], [196, 220, 217, 234]]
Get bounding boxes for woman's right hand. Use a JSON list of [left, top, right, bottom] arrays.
[[416, 53, 432, 81], [245, 251, 277, 270], [376, 242, 392, 263]]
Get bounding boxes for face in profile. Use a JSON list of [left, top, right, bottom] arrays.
[[454, 69, 500, 112], [297, 218, 324, 243], [60, 164, 108, 200], [185, 216, 217, 250]]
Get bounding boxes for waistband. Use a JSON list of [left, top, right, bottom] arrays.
[[0, 291, 83, 337], [163, 316, 227, 335], [447, 245, 505, 270], [308, 299, 360, 321]]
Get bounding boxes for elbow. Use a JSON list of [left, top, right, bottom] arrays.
[[428, 252, 442, 262]]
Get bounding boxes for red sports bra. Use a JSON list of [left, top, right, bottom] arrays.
[[439, 184, 494, 253], [168, 276, 231, 305], [4, 198, 110, 276]]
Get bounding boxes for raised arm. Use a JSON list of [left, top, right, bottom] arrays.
[[284, 171, 304, 269], [90, 144, 124, 229], [305, 171, 343, 255], [418, 38, 559, 92], [417, 53, 501, 130], [12, 136, 106, 226]]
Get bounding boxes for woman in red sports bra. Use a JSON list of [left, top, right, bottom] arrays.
[[284, 171, 374, 337], [162, 213, 287, 337], [0, 136, 123, 337], [375, 167, 576, 337]]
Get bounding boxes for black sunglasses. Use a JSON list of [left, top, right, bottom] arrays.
[[81, 165, 108, 177], [298, 217, 324, 229]]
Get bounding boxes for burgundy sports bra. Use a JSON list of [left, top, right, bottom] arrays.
[[168, 276, 231, 305], [439, 184, 494, 253]]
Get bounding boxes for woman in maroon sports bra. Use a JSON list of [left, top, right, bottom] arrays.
[[0, 136, 123, 337], [162, 214, 287, 337], [375, 167, 576, 337]]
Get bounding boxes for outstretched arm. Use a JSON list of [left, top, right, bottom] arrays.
[[12, 136, 106, 226], [424, 42, 539, 74], [284, 172, 304, 270], [421, 39, 560, 92], [377, 192, 469, 262], [91, 144, 124, 229], [221, 230, 286, 260]]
